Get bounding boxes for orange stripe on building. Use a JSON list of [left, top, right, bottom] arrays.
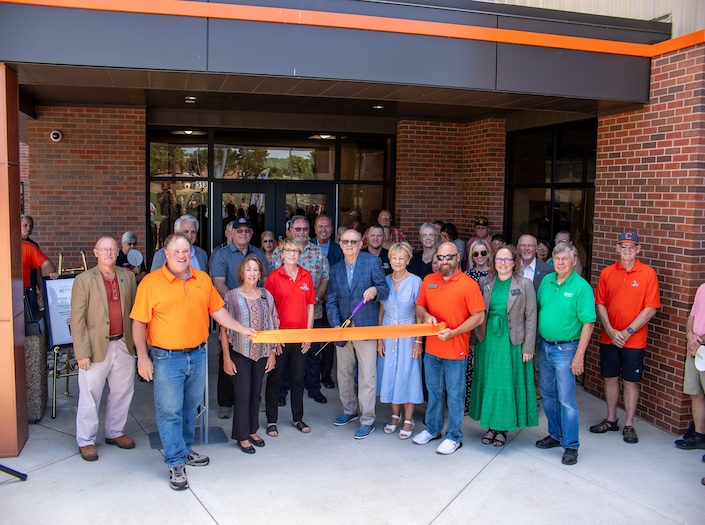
[[4, 0, 704, 58]]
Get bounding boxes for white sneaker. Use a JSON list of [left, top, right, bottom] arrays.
[[436, 438, 463, 455], [412, 429, 441, 445]]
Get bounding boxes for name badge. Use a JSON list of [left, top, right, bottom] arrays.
[[511, 289, 522, 296], [428, 284, 438, 289]]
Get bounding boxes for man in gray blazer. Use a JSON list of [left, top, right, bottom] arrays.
[[327, 228, 389, 439], [517, 234, 553, 293], [151, 215, 209, 272], [71, 236, 137, 461]]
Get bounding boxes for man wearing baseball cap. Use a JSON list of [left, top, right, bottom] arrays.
[[591, 231, 661, 444], [210, 216, 270, 419]]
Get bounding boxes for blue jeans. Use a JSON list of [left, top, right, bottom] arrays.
[[151, 345, 206, 467], [537, 339, 580, 449], [424, 353, 466, 443]]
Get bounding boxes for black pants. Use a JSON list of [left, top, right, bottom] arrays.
[[266, 343, 306, 424], [280, 317, 330, 397], [229, 349, 267, 441]]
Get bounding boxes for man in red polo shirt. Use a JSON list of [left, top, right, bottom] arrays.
[[414, 241, 485, 455], [591, 231, 660, 444]]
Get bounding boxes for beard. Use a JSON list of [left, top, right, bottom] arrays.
[[440, 264, 456, 278]]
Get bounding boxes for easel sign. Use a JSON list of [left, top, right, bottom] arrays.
[[43, 275, 76, 348]]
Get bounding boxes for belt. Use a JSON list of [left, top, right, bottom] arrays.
[[543, 339, 578, 345], [152, 343, 205, 353], [108, 334, 123, 341]]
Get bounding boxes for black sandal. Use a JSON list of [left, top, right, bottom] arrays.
[[493, 431, 507, 447], [293, 421, 311, 433], [266, 424, 278, 437], [482, 430, 498, 445]]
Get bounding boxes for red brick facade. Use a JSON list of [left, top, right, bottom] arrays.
[[25, 107, 146, 269], [589, 43, 705, 433], [396, 118, 506, 247]]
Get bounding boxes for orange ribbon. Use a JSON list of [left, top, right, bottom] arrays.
[[252, 323, 447, 344]]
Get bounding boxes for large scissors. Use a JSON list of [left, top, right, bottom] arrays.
[[314, 299, 365, 356]]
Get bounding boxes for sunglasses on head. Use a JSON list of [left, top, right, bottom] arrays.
[[473, 250, 487, 257]]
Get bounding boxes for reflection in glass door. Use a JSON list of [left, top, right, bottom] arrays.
[[277, 183, 336, 241], [214, 184, 274, 249]]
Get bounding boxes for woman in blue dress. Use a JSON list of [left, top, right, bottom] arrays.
[[377, 242, 424, 440]]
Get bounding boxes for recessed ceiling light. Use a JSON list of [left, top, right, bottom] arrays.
[[372, 105, 384, 110], [185, 96, 197, 104], [308, 134, 335, 140], [171, 130, 207, 136]]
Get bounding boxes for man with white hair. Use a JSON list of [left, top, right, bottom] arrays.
[[150, 214, 209, 272]]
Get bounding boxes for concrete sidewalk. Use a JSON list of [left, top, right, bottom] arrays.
[[2, 336, 704, 525]]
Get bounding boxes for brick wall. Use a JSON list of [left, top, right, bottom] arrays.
[[26, 107, 146, 269], [396, 118, 506, 248], [19, 141, 28, 213], [589, 43, 705, 433]]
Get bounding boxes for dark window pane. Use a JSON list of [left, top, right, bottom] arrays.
[[338, 184, 390, 235], [507, 130, 553, 184], [340, 137, 389, 181]]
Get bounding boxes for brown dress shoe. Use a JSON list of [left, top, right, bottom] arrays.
[[79, 444, 98, 461], [105, 435, 135, 449]]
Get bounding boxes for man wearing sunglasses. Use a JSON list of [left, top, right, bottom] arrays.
[[271, 215, 330, 405], [591, 231, 660, 445], [415, 242, 485, 454]]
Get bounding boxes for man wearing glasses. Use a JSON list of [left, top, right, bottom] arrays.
[[210, 217, 270, 418], [591, 231, 660, 445], [535, 242, 595, 465], [271, 215, 330, 404], [327, 228, 389, 439], [71, 236, 137, 462], [414, 242, 485, 454]]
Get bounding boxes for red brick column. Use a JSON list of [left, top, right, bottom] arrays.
[[27, 107, 146, 268], [590, 43, 705, 433], [396, 118, 506, 248]]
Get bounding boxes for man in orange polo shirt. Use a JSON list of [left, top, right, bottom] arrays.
[[131, 233, 256, 491], [591, 231, 660, 445], [414, 241, 486, 454]]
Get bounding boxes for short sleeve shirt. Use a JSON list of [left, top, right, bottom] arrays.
[[537, 270, 596, 342], [271, 242, 329, 319], [22, 240, 49, 287], [210, 242, 270, 290], [130, 265, 224, 349], [416, 270, 484, 360], [595, 259, 660, 348], [690, 283, 705, 336], [264, 265, 315, 329]]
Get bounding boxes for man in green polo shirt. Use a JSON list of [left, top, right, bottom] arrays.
[[535, 243, 595, 466]]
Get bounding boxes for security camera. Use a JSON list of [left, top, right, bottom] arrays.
[[50, 130, 63, 142]]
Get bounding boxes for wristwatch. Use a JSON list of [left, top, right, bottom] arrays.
[[626, 327, 634, 335]]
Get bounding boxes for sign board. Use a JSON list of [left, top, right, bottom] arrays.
[[43, 275, 76, 348]]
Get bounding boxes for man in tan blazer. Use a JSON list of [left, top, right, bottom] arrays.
[[71, 236, 137, 461]]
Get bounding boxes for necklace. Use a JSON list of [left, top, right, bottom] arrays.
[[391, 271, 408, 282]]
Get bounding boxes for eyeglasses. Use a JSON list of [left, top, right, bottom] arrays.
[[495, 258, 514, 264], [436, 253, 458, 261], [97, 248, 118, 253], [517, 244, 536, 249], [340, 239, 360, 245], [421, 233, 437, 238], [124, 242, 136, 246], [261, 239, 274, 243], [537, 247, 549, 252], [292, 227, 309, 232], [618, 243, 637, 250], [235, 228, 251, 234], [283, 248, 300, 255], [473, 250, 487, 257]]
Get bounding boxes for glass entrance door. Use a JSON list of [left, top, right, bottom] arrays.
[[214, 182, 335, 248]]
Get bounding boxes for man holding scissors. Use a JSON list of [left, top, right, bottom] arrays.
[[327, 228, 389, 439]]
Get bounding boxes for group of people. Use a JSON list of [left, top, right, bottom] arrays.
[[36, 205, 703, 490]]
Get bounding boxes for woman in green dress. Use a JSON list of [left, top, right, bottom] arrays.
[[469, 245, 538, 446]]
